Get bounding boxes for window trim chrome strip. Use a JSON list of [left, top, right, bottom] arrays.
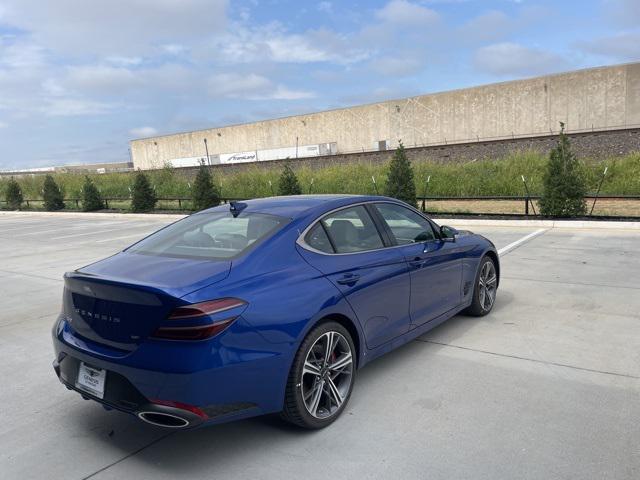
[[296, 200, 442, 256]]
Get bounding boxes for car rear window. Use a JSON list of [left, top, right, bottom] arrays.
[[126, 211, 287, 259]]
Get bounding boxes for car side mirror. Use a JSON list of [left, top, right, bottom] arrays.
[[440, 225, 458, 242]]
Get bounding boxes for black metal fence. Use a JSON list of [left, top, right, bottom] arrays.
[[1, 194, 639, 218], [0, 196, 242, 211], [418, 194, 640, 217]]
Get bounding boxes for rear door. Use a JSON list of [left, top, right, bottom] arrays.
[[297, 205, 411, 349], [372, 202, 463, 327]]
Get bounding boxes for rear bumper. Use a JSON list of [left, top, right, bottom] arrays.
[[53, 354, 207, 428], [52, 316, 293, 427]]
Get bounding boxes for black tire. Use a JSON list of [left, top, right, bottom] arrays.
[[281, 321, 356, 429], [465, 255, 498, 316]]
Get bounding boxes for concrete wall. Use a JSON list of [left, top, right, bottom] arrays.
[[171, 128, 640, 178], [131, 62, 640, 170]]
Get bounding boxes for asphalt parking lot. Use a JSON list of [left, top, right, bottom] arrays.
[[1, 213, 638, 480]]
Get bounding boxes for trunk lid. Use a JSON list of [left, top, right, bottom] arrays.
[[62, 252, 231, 350]]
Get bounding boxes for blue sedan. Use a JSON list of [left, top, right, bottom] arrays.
[[52, 195, 499, 429]]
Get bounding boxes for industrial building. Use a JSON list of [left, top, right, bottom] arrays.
[[130, 62, 640, 170], [0, 161, 133, 177]]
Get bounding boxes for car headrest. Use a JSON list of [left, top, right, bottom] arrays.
[[329, 220, 358, 245], [183, 231, 215, 247]]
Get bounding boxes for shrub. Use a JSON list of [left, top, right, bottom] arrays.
[[82, 176, 103, 212], [539, 123, 587, 217], [385, 141, 416, 206], [192, 163, 221, 211], [131, 171, 157, 212], [42, 175, 65, 211], [278, 163, 302, 196], [5, 177, 23, 210]]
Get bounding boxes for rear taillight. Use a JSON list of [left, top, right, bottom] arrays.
[[152, 298, 247, 341], [167, 298, 246, 320]]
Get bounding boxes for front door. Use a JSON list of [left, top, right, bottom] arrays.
[[371, 203, 463, 327]]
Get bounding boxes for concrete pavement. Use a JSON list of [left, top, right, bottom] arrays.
[[0, 214, 638, 479]]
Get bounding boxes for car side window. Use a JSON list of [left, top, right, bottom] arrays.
[[320, 205, 384, 253], [305, 223, 334, 253], [374, 203, 436, 245]]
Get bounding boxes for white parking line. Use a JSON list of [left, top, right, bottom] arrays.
[[95, 232, 153, 243], [50, 227, 128, 240], [498, 228, 548, 256], [2, 220, 140, 236]]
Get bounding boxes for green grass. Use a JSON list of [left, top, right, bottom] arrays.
[[1, 152, 639, 210]]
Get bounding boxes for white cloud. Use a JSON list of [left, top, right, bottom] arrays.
[[0, 121, 9, 129], [208, 73, 272, 98], [129, 126, 158, 137], [605, 0, 640, 28], [578, 32, 640, 61], [266, 35, 336, 63], [375, 0, 440, 26], [1, 0, 228, 56], [207, 73, 313, 100], [65, 65, 143, 94], [474, 42, 568, 76], [42, 98, 115, 116], [213, 24, 368, 65], [162, 44, 187, 55], [105, 56, 143, 67], [260, 86, 315, 100], [0, 38, 46, 69]]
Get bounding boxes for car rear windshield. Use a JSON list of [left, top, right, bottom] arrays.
[[126, 211, 287, 259]]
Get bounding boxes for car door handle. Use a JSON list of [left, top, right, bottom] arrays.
[[409, 257, 427, 268], [336, 274, 360, 285]]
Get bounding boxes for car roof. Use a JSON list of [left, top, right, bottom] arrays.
[[200, 195, 395, 218]]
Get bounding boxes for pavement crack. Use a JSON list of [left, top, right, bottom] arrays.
[[0, 268, 61, 282], [415, 339, 640, 380], [80, 431, 176, 480]]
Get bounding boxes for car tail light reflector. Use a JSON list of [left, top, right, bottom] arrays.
[[152, 319, 236, 341], [150, 399, 209, 419], [152, 298, 247, 341], [167, 298, 246, 320]]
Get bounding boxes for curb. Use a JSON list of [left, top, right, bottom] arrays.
[[438, 218, 640, 230]]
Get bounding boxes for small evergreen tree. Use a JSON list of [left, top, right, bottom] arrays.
[[539, 123, 587, 217], [385, 141, 416, 205], [192, 163, 221, 211], [42, 175, 65, 211], [5, 177, 23, 210], [278, 163, 302, 196], [131, 171, 157, 212], [82, 176, 103, 212]]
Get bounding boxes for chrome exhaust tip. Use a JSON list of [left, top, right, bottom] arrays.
[[137, 411, 190, 428]]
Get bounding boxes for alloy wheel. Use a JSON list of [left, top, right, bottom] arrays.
[[301, 331, 354, 419], [478, 260, 497, 311]]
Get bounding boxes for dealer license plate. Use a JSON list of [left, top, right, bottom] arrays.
[[76, 362, 106, 399]]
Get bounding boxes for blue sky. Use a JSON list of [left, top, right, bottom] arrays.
[[0, 0, 638, 169]]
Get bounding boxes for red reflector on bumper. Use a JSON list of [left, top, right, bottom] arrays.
[[150, 399, 208, 419]]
